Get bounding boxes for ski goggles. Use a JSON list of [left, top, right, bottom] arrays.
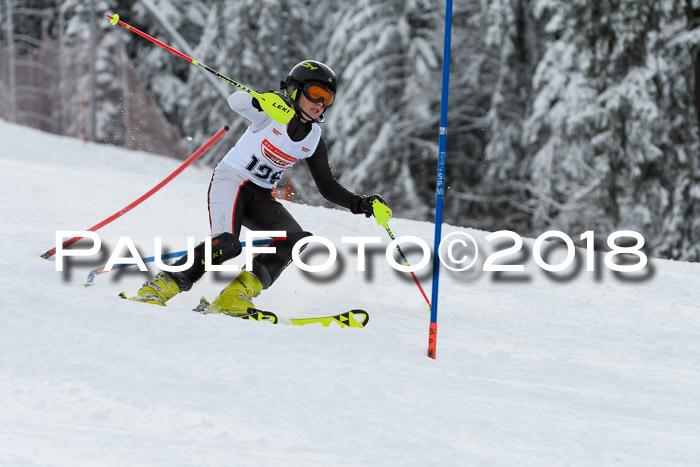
[[302, 83, 335, 107]]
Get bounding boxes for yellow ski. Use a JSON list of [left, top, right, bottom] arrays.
[[193, 298, 369, 328]]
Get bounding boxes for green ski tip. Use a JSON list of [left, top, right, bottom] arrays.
[[109, 14, 120, 25]]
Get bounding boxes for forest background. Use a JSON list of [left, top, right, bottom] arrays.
[[1, 0, 699, 261]]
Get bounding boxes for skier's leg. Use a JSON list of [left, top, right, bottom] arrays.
[[245, 194, 311, 289], [207, 190, 310, 315], [250, 230, 312, 289], [127, 166, 249, 305], [169, 165, 252, 287], [169, 231, 242, 290]]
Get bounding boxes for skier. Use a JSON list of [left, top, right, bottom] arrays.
[[126, 60, 387, 315]]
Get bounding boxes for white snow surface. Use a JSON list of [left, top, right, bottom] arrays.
[[1, 120, 700, 466]]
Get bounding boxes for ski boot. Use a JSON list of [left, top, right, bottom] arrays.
[[206, 271, 263, 316], [125, 272, 182, 306]]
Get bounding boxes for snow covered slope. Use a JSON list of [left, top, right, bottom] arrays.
[[1, 120, 700, 466]]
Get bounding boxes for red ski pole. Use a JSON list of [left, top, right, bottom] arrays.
[[41, 125, 229, 260], [372, 201, 432, 311], [106, 13, 294, 124]]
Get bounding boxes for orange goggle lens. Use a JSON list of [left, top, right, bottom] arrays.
[[304, 84, 335, 107]]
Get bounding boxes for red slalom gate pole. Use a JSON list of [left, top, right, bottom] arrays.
[[41, 126, 229, 259]]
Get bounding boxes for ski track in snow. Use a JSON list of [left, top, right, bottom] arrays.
[[1, 121, 700, 466]]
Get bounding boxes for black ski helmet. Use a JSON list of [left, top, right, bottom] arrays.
[[282, 60, 337, 94], [281, 60, 337, 122]]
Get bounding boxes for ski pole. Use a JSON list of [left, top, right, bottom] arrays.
[[106, 13, 294, 124], [371, 200, 432, 311], [41, 125, 229, 260]]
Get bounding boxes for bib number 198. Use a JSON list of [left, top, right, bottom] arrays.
[[246, 155, 283, 184]]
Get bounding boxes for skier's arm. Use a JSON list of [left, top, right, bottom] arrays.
[[306, 139, 364, 213], [227, 91, 270, 132]]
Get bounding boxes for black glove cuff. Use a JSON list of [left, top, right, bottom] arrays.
[[350, 195, 365, 215]]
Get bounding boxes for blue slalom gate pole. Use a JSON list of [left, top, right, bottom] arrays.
[[428, 0, 453, 359]]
